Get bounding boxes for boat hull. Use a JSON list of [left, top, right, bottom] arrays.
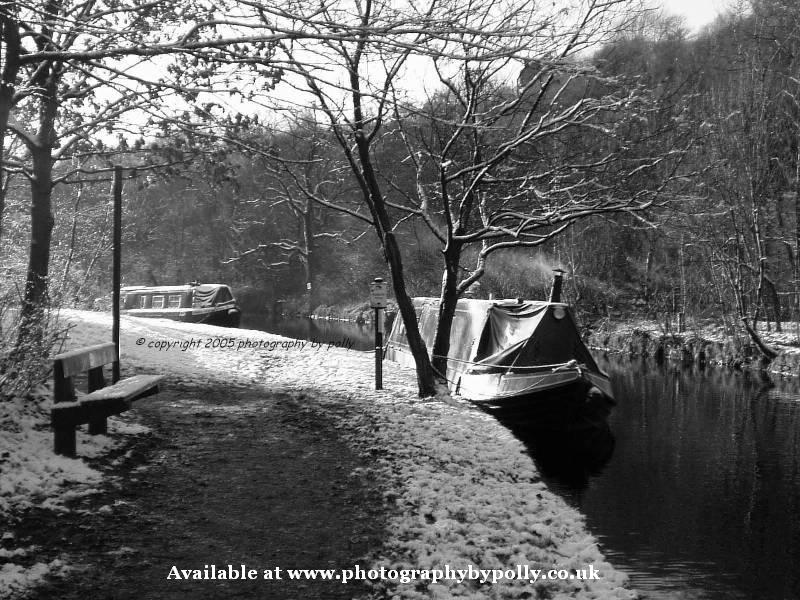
[[121, 307, 242, 328], [461, 369, 614, 431]]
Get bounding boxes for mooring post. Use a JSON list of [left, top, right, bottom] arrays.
[[369, 277, 388, 390], [375, 306, 383, 390], [112, 166, 122, 383]]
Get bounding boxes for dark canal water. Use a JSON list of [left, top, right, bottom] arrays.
[[554, 358, 800, 600], [245, 316, 800, 600]]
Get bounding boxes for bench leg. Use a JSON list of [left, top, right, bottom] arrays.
[[88, 417, 108, 436], [54, 426, 77, 457]]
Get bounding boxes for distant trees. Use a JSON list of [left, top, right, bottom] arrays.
[[213, 118, 364, 312], [561, 0, 800, 354], [653, 1, 800, 348], [704, 1, 800, 335]]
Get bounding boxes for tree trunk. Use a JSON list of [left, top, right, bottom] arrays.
[[741, 317, 778, 362], [384, 230, 438, 396], [22, 146, 55, 305], [0, 6, 21, 243], [344, 45, 436, 396], [302, 199, 316, 310], [18, 65, 58, 346], [17, 143, 55, 345], [678, 234, 686, 333], [644, 242, 655, 304], [795, 157, 800, 343], [351, 126, 437, 396], [58, 184, 83, 301], [432, 244, 461, 379], [765, 276, 782, 332]]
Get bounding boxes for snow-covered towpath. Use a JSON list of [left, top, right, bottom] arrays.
[[1, 310, 635, 599]]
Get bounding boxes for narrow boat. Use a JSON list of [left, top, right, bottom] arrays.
[[385, 272, 614, 428], [120, 283, 242, 327]]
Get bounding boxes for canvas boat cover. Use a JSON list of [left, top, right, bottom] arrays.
[[385, 297, 599, 389], [193, 285, 234, 307]]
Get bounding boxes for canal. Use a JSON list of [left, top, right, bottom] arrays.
[[556, 358, 800, 600], [243, 315, 800, 600]]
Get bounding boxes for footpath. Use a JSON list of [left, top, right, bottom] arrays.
[[10, 382, 383, 600]]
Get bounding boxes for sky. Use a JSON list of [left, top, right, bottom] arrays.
[[660, 0, 731, 31]]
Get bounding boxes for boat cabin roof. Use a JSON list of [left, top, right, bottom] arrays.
[[120, 284, 231, 295]]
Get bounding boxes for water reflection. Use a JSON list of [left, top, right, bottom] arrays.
[[559, 356, 800, 600], [504, 420, 616, 491]]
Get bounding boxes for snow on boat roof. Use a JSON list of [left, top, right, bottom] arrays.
[[411, 297, 569, 309], [120, 284, 231, 294]]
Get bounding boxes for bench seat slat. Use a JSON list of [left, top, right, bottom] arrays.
[[53, 342, 117, 378], [81, 374, 162, 402], [51, 401, 87, 427], [51, 375, 162, 427]]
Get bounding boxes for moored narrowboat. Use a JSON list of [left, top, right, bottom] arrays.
[[120, 283, 242, 327], [385, 273, 614, 429]]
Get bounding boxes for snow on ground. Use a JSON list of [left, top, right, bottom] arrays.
[[0, 374, 148, 598], [1, 310, 635, 599]]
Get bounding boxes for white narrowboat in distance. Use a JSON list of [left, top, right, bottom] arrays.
[[120, 283, 242, 327]]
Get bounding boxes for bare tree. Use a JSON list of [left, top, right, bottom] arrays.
[[393, 58, 693, 375], [684, 0, 800, 354], [237, 120, 360, 311]]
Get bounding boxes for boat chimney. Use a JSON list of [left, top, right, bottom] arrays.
[[549, 269, 566, 303]]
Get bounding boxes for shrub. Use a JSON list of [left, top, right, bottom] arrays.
[[0, 292, 67, 403]]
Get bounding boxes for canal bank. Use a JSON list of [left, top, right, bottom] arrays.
[[584, 320, 800, 376], [278, 291, 800, 375], [265, 300, 800, 378]]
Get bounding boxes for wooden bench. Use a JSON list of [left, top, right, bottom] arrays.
[[51, 342, 162, 457]]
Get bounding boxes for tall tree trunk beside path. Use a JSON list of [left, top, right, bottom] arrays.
[[0, 2, 21, 243], [16, 67, 58, 348], [352, 124, 439, 397]]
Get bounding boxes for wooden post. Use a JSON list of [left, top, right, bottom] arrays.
[[375, 307, 383, 390], [52, 359, 77, 456], [87, 366, 107, 435], [369, 277, 388, 391], [112, 166, 122, 383], [53, 425, 77, 458]]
